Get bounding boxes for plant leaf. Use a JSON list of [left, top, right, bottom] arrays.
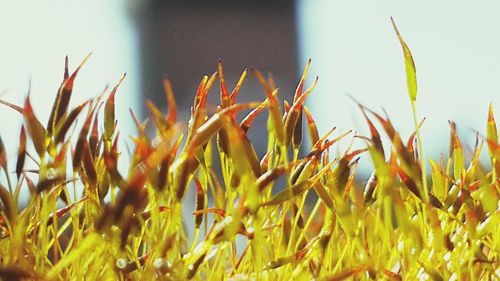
[[104, 73, 126, 140], [487, 102, 498, 157], [449, 122, 464, 181], [48, 54, 91, 135], [391, 17, 417, 102], [54, 101, 89, 144], [229, 68, 248, 105], [162, 79, 177, 126], [0, 135, 7, 175], [15, 126, 26, 180], [303, 106, 319, 147], [23, 96, 46, 157]]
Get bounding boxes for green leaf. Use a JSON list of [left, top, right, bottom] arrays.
[[391, 17, 417, 102], [450, 125, 464, 181], [104, 73, 126, 141], [429, 159, 445, 200], [47, 54, 91, 135], [263, 180, 312, 206], [487, 102, 498, 157], [23, 97, 47, 157]]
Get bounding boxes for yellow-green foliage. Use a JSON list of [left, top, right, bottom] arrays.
[[0, 21, 499, 281]]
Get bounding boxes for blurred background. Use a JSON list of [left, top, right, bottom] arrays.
[[1, 0, 499, 180]]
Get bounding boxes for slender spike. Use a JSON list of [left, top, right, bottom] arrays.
[[314, 182, 334, 209], [395, 164, 422, 199], [193, 177, 205, 229], [293, 58, 312, 102], [104, 73, 126, 140], [46, 197, 88, 226], [0, 184, 15, 222], [163, 79, 177, 125], [450, 122, 464, 181], [260, 151, 271, 173], [371, 110, 412, 166], [225, 122, 262, 177], [406, 118, 426, 159], [53, 141, 70, 167], [230, 68, 249, 105], [321, 130, 353, 151], [487, 102, 498, 157], [89, 109, 100, 157], [448, 120, 456, 159], [382, 269, 402, 281], [103, 133, 123, 185], [146, 99, 166, 131], [240, 100, 267, 133], [36, 175, 66, 194], [188, 102, 259, 152], [188, 73, 217, 143], [303, 106, 319, 146], [266, 89, 286, 146], [0, 136, 11, 193], [15, 126, 27, 180], [54, 101, 89, 144], [264, 162, 332, 206], [252, 68, 273, 96], [292, 111, 303, 152], [256, 163, 297, 192], [193, 76, 208, 109], [82, 140, 97, 187], [283, 100, 291, 115], [344, 148, 368, 162], [192, 208, 226, 217], [0, 99, 23, 114], [312, 127, 336, 150], [391, 17, 417, 102], [0, 135, 7, 176], [218, 59, 230, 108], [267, 72, 277, 91], [286, 75, 319, 131], [202, 72, 218, 107], [360, 106, 384, 156], [48, 53, 91, 134], [73, 105, 95, 170], [64, 56, 69, 79], [23, 96, 46, 157]]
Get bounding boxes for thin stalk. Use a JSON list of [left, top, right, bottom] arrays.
[[286, 191, 308, 255], [47, 232, 101, 279], [411, 101, 429, 202], [294, 197, 321, 252]]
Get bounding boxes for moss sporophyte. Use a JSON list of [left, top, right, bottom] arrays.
[[0, 19, 498, 280]]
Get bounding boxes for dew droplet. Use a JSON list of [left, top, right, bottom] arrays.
[[116, 258, 127, 269], [47, 168, 57, 179]]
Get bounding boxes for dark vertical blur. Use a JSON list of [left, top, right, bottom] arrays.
[[130, 0, 298, 156]]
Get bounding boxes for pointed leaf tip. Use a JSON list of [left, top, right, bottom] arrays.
[[487, 102, 498, 156], [104, 74, 126, 140], [162, 79, 177, 125], [23, 97, 46, 157], [488, 102, 495, 122], [64, 56, 69, 79], [391, 17, 417, 102]]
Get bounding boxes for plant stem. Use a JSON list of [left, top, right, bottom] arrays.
[[411, 101, 429, 202]]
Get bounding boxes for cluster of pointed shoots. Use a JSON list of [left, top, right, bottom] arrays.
[[0, 19, 498, 280]]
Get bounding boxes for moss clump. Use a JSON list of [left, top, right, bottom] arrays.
[[0, 21, 498, 280]]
